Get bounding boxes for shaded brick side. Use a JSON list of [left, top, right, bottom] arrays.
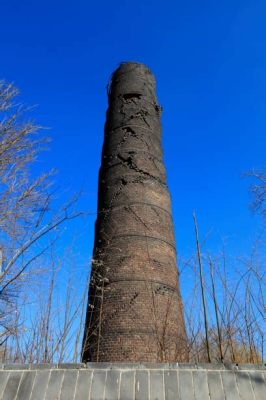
[[82, 62, 188, 362]]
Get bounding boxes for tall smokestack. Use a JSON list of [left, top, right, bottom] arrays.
[[82, 62, 187, 362]]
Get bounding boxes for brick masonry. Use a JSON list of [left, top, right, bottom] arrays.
[[82, 62, 187, 362]]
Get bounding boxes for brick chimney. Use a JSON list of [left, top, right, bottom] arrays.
[[82, 62, 188, 362]]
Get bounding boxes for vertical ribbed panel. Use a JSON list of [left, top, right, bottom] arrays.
[[82, 62, 188, 362]]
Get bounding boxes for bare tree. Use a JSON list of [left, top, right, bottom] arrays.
[[180, 217, 265, 364], [246, 168, 266, 218], [2, 243, 90, 364], [192, 212, 211, 362], [0, 80, 81, 351]]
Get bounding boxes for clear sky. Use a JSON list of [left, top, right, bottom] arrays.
[[1, 0, 265, 264]]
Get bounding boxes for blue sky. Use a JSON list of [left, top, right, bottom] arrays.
[[1, 0, 265, 264]]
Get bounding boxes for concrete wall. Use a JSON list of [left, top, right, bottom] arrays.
[[0, 363, 265, 400]]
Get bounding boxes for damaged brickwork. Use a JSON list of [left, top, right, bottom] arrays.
[[82, 62, 188, 362]]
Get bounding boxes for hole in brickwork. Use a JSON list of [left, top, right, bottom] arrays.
[[154, 103, 163, 114], [129, 292, 139, 304], [123, 126, 137, 135], [123, 93, 142, 101], [154, 284, 174, 295]]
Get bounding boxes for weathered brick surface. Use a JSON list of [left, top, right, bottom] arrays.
[[98, 178, 172, 211], [82, 62, 187, 362]]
